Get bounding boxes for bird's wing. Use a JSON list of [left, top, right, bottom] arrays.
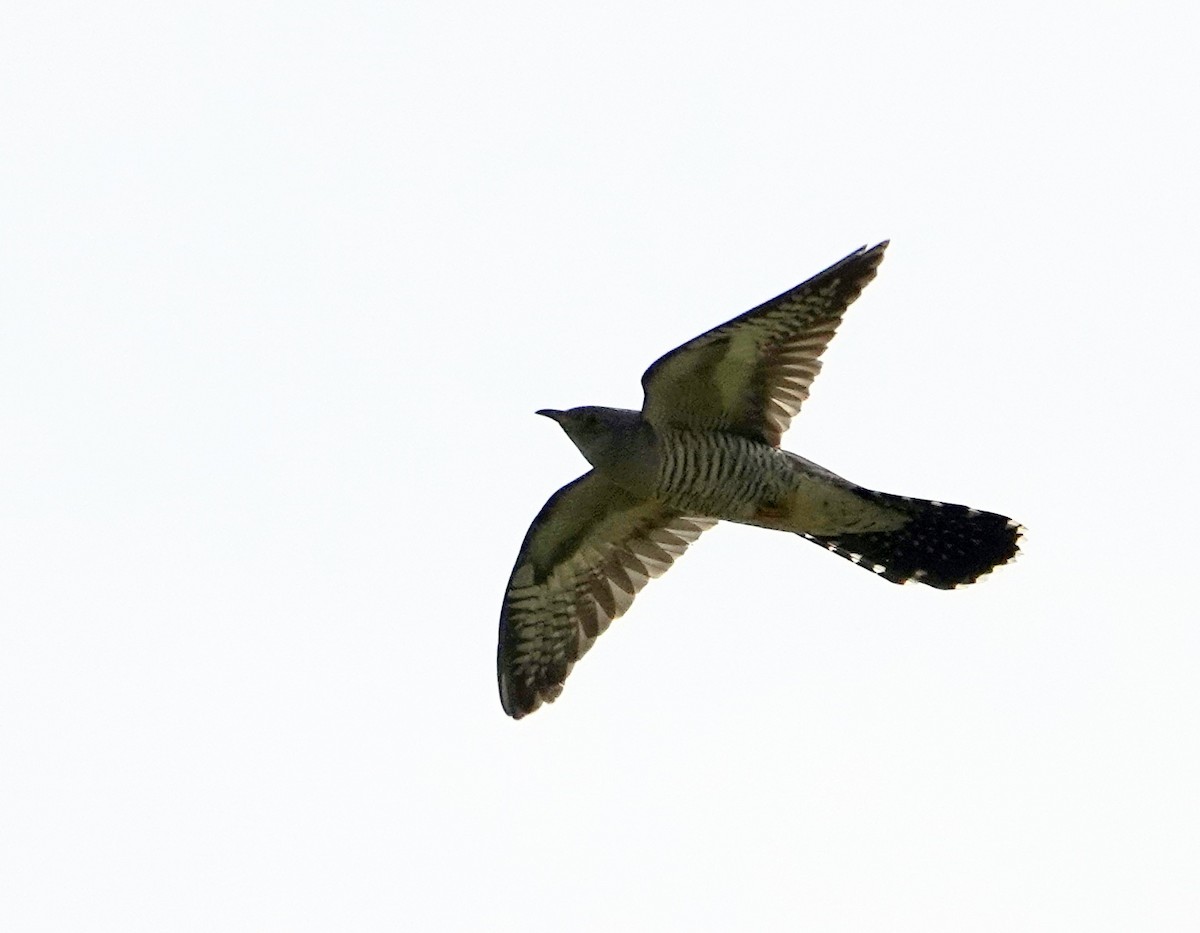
[[641, 242, 888, 446], [498, 470, 715, 718]]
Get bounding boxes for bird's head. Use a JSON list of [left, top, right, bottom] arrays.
[[537, 406, 648, 471]]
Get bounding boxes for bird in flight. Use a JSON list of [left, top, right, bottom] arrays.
[[497, 242, 1020, 718]]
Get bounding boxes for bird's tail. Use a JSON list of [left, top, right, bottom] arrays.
[[799, 491, 1021, 589]]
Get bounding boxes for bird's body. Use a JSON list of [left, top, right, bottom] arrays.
[[556, 407, 905, 536], [498, 243, 1020, 718], [654, 425, 905, 536]]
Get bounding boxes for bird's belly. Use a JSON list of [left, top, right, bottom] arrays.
[[654, 430, 907, 535], [653, 430, 796, 523]]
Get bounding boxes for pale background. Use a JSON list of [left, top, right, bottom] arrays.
[[2, 2, 1197, 930]]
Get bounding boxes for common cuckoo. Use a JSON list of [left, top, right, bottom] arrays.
[[497, 242, 1020, 718]]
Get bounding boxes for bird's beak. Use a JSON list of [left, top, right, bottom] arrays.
[[536, 409, 564, 422]]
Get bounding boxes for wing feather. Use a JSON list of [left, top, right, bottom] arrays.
[[641, 242, 888, 445], [497, 471, 715, 718]]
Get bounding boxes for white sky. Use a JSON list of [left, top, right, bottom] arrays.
[[2, 2, 1197, 930]]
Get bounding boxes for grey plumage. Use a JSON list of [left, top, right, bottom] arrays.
[[498, 242, 1020, 719]]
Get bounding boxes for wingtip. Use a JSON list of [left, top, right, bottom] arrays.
[[499, 678, 560, 720], [498, 672, 542, 720], [837, 240, 889, 277]]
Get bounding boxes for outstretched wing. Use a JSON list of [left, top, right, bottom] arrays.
[[641, 242, 888, 446], [498, 471, 715, 718]]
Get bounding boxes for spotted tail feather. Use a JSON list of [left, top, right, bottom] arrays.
[[800, 492, 1021, 589]]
